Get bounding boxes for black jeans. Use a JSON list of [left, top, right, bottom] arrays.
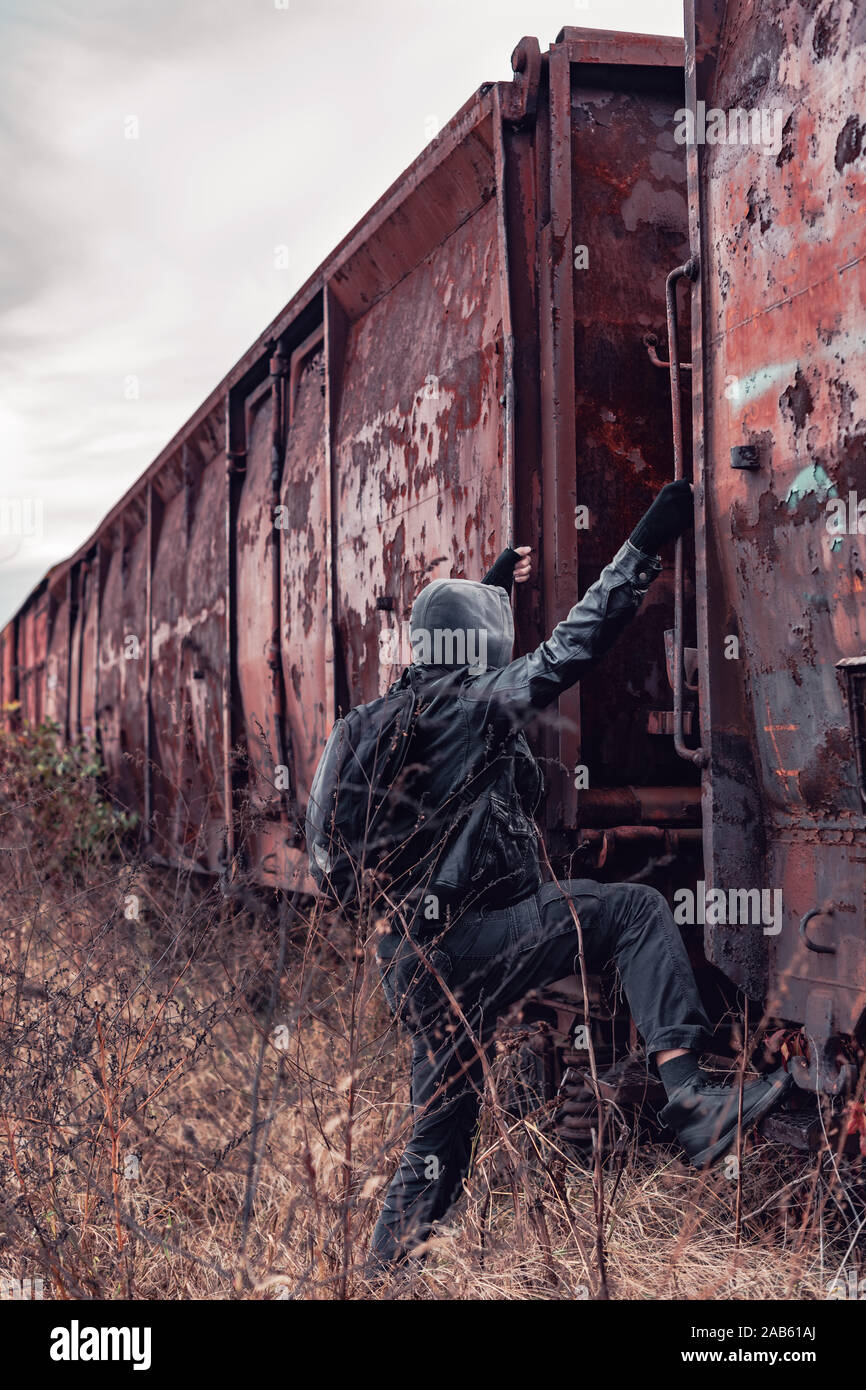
[[369, 879, 712, 1268]]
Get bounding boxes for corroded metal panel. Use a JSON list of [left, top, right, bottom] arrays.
[[149, 486, 187, 851], [17, 600, 46, 725], [0, 27, 717, 921], [687, 0, 866, 1038], [9, 596, 45, 726], [97, 539, 125, 785], [120, 516, 149, 815], [146, 436, 227, 866], [279, 338, 329, 805], [0, 625, 14, 714], [567, 56, 692, 799], [184, 445, 229, 865], [333, 194, 505, 708], [235, 381, 282, 815], [44, 589, 69, 735], [68, 570, 83, 737], [78, 564, 97, 748]]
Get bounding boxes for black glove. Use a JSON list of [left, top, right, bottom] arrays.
[[629, 479, 694, 554], [481, 547, 522, 595]]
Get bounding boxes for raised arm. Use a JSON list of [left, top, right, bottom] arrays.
[[474, 480, 694, 719]]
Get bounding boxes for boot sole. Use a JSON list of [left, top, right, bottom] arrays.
[[686, 1070, 792, 1169]]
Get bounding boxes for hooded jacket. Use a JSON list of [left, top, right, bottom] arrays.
[[391, 539, 662, 923]]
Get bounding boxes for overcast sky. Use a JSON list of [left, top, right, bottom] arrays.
[[0, 0, 682, 628]]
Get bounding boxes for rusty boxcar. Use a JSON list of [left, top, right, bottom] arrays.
[[684, 0, 866, 1108], [2, 18, 864, 1134]]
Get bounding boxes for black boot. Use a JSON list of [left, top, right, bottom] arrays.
[[660, 1066, 792, 1168]]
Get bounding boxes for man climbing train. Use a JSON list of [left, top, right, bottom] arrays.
[[311, 479, 791, 1273]]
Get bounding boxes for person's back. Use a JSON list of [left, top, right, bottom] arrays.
[[363, 484, 792, 1278], [383, 532, 660, 923]]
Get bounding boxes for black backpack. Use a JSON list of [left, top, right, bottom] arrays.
[[306, 669, 533, 914], [305, 669, 424, 910]]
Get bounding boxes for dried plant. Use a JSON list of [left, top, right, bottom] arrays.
[[1, 722, 863, 1302]]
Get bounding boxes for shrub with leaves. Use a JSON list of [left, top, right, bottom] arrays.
[[0, 714, 138, 877]]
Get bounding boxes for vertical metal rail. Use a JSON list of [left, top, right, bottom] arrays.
[[223, 393, 246, 867], [92, 543, 102, 761], [75, 564, 87, 740], [543, 40, 580, 825], [267, 342, 293, 818], [64, 569, 73, 744], [143, 485, 154, 840], [665, 258, 706, 768], [118, 515, 126, 769], [324, 285, 348, 723], [492, 83, 516, 551]]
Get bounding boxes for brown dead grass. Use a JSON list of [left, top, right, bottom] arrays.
[[0, 765, 863, 1301]]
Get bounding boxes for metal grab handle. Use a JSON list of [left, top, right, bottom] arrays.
[[643, 332, 692, 373], [799, 907, 836, 955], [665, 259, 706, 768]]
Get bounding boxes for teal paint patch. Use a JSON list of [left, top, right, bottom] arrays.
[[785, 462, 838, 512]]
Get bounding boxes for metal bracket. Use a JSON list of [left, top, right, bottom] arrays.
[[664, 630, 699, 693], [787, 989, 853, 1095], [643, 332, 691, 372], [501, 36, 542, 124], [647, 710, 693, 737], [664, 258, 705, 769]]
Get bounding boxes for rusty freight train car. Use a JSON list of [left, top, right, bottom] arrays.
[[0, 25, 694, 884], [2, 18, 864, 1131], [684, 0, 866, 1110]]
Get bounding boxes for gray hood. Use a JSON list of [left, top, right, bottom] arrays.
[[409, 578, 514, 672]]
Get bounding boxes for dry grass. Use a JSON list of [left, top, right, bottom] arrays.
[[0, 739, 863, 1301]]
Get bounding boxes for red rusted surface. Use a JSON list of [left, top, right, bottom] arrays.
[[686, 0, 866, 1062], [564, 47, 694, 814], [1, 31, 697, 944], [10, 17, 862, 1078]]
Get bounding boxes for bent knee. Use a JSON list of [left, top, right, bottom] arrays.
[[605, 881, 669, 925]]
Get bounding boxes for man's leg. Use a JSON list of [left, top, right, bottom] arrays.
[[488, 880, 789, 1166], [368, 938, 496, 1271], [369, 878, 789, 1268], [368, 1036, 485, 1269], [473, 880, 712, 1057], [369, 883, 654, 1271]]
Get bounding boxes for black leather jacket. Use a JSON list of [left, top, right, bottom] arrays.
[[392, 539, 662, 922]]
